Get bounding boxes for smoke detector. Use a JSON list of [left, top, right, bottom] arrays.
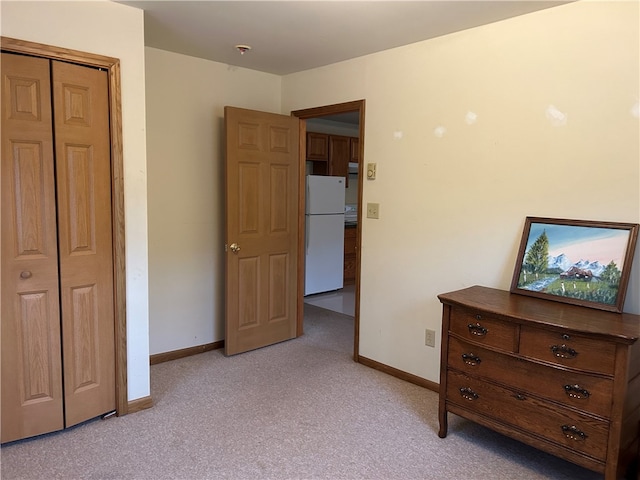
[[235, 45, 252, 55]]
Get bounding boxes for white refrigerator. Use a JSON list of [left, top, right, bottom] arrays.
[[304, 175, 346, 296]]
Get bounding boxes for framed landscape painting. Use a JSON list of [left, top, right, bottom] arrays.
[[510, 217, 639, 312]]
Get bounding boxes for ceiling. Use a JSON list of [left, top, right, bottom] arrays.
[[115, 1, 570, 76]]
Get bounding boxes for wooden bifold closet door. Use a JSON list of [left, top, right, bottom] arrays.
[[1, 52, 115, 443]]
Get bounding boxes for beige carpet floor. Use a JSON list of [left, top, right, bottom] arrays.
[[1, 305, 610, 479]]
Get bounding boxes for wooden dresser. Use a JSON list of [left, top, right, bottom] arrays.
[[438, 286, 640, 479]]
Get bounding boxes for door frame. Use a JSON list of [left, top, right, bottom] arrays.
[[1, 37, 128, 415], [292, 100, 365, 361]]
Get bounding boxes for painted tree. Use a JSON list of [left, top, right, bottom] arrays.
[[524, 230, 549, 274], [600, 260, 621, 287]]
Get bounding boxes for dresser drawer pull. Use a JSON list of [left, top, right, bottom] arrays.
[[563, 384, 590, 399], [459, 387, 479, 401], [467, 323, 488, 336], [513, 393, 526, 401], [461, 353, 482, 366], [561, 425, 588, 441], [550, 344, 578, 359]]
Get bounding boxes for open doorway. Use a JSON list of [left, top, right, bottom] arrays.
[[292, 100, 365, 361]]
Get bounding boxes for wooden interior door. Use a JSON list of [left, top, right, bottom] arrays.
[[52, 60, 115, 427], [1, 53, 115, 443], [1, 53, 64, 444], [224, 107, 299, 355]]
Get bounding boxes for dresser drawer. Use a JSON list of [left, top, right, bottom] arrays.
[[449, 307, 518, 351], [519, 326, 617, 375], [447, 370, 610, 461], [448, 336, 614, 418]]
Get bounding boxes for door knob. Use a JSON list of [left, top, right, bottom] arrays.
[[229, 243, 241, 254]]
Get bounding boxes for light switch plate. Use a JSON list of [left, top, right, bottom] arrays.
[[366, 202, 379, 219]]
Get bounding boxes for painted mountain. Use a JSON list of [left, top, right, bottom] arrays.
[[547, 254, 606, 277]]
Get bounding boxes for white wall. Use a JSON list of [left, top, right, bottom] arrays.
[[15, 0, 635, 395], [144, 48, 282, 354], [1, 0, 150, 401], [282, 1, 640, 383]]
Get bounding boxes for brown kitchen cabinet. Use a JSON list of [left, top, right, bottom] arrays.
[[350, 137, 359, 163], [438, 286, 640, 480], [329, 135, 349, 184], [306, 132, 329, 161], [343, 226, 357, 285], [306, 133, 355, 186]]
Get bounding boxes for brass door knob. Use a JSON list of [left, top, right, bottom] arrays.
[[229, 243, 240, 254]]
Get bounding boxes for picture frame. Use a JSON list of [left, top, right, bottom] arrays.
[[510, 217, 639, 313]]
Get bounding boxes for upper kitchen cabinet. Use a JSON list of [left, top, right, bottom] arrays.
[[350, 137, 359, 164], [306, 132, 329, 161], [306, 132, 354, 186], [329, 135, 349, 181]]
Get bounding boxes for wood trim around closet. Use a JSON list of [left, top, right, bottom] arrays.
[[1, 36, 129, 416]]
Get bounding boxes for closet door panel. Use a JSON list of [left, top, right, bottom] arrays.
[[52, 60, 115, 427], [1, 53, 64, 443]]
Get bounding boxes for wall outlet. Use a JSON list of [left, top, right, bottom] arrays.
[[366, 202, 379, 219], [425, 329, 436, 347]]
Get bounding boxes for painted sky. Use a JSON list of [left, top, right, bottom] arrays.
[[526, 222, 630, 268]]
